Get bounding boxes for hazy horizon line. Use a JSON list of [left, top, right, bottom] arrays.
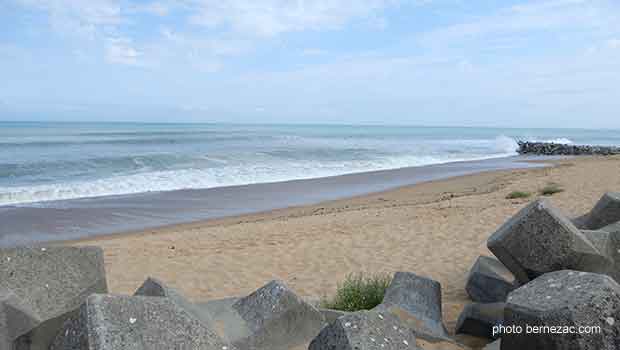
[[1, 119, 619, 132]]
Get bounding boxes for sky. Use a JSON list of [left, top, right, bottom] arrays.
[[1, 0, 620, 128]]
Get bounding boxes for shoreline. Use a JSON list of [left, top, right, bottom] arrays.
[[64, 162, 546, 245], [1, 155, 551, 247]]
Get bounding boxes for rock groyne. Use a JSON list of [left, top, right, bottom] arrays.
[[517, 141, 620, 156]]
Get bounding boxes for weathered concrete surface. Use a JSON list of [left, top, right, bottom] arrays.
[[578, 229, 620, 282], [455, 303, 504, 339], [601, 221, 620, 234], [482, 339, 500, 350], [134, 277, 216, 330], [0, 246, 107, 350], [308, 310, 421, 350], [582, 192, 620, 230], [465, 256, 516, 303], [487, 199, 611, 284], [51, 294, 234, 350], [0, 289, 41, 348], [197, 297, 251, 346], [375, 272, 450, 342], [318, 308, 351, 324], [416, 339, 470, 349], [503, 270, 620, 350], [227, 280, 325, 350], [581, 229, 620, 281]]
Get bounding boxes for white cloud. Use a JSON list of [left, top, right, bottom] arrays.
[[584, 37, 620, 55], [105, 38, 143, 66], [608, 38, 620, 49], [14, 0, 165, 66], [161, 28, 250, 56], [12, 0, 404, 70], [154, 28, 252, 71], [301, 48, 328, 56], [133, 2, 170, 16], [187, 0, 399, 37], [188, 57, 222, 73], [419, 0, 620, 46], [16, 0, 122, 38]]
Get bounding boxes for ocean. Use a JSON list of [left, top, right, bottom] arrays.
[[1, 122, 619, 207]]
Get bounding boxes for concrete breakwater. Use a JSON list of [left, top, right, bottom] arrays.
[[517, 141, 620, 156]]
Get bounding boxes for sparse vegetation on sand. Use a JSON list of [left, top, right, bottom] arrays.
[[540, 183, 564, 196], [321, 273, 392, 312], [506, 191, 531, 199]]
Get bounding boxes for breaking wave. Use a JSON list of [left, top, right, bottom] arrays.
[[0, 136, 519, 206]]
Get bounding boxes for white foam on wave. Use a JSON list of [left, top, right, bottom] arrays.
[[0, 154, 508, 205], [0, 144, 519, 206], [433, 135, 519, 154], [527, 137, 574, 144], [494, 135, 520, 154]]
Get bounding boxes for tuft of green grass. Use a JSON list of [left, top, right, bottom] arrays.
[[539, 183, 564, 196], [506, 191, 531, 200], [320, 273, 392, 312]]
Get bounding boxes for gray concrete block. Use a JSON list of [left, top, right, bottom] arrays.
[[0, 246, 107, 350], [416, 338, 471, 350], [482, 339, 500, 350], [308, 310, 421, 350], [601, 221, 620, 234], [487, 199, 610, 284], [134, 277, 216, 330], [50, 294, 234, 350], [374, 272, 450, 342], [231, 280, 326, 350], [0, 289, 41, 346], [578, 229, 620, 282], [503, 270, 620, 350], [455, 303, 504, 339], [582, 192, 620, 230], [197, 297, 251, 346], [319, 308, 351, 325], [465, 256, 516, 303]]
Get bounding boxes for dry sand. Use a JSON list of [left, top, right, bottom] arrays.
[[71, 155, 620, 332]]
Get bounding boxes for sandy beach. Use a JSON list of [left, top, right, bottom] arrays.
[[70, 155, 620, 332]]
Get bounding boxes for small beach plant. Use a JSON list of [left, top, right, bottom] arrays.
[[321, 272, 392, 312], [540, 183, 564, 196], [506, 191, 531, 199]]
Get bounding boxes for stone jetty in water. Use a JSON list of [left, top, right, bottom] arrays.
[[517, 141, 620, 156]]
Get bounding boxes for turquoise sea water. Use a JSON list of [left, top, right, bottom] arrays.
[[1, 122, 619, 206]]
